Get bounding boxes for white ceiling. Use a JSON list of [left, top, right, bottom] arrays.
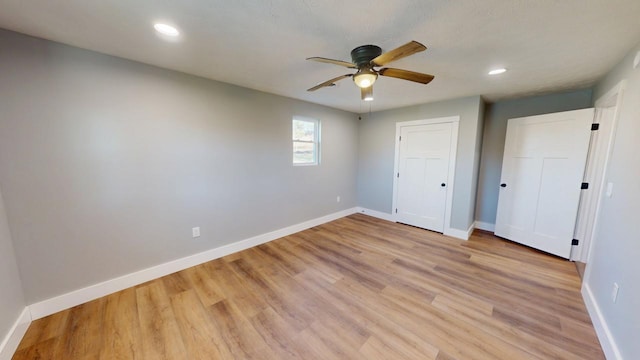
[[0, 0, 639, 113]]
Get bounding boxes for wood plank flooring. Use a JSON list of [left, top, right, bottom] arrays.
[[13, 214, 604, 359]]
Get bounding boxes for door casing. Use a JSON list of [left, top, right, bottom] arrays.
[[577, 80, 625, 265]]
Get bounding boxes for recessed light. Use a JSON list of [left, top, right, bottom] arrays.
[[154, 23, 179, 37], [488, 68, 507, 75]]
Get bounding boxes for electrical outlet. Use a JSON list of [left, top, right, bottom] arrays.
[[612, 283, 619, 303], [336, 196, 341, 203], [192, 227, 201, 238]]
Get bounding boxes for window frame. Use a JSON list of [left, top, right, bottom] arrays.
[[292, 117, 320, 166]]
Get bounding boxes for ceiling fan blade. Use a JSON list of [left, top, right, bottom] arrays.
[[307, 74, 353, 91], [307, 57, 356, 68], [371, 41, 427, 66], [379, 68, 434, 84]]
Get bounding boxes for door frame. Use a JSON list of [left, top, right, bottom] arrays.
[[576, 81, 626, 266], [392, 116, 460, 234]]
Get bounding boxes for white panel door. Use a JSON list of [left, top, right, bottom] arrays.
[[396, 122, 453, 232], [495, 108, 594, 258]]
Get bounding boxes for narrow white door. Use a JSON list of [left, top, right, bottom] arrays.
[[495, 109, 594, 258], [396, 122, 454, 232]]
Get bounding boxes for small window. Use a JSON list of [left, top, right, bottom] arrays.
[[292, 117, 320, 165]]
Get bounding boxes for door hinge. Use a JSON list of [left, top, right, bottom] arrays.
[[572, 239, 579, 245], [591, 123, 600, 131], [399, 136, 402, 141], [395, 208, 398, 213], [581, 182, 589, 190], [397, 172, 400, 178]]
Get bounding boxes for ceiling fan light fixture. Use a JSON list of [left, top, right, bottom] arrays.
[[353, 68, 378, 88]]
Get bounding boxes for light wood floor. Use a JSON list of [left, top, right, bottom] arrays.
[[14, 214, 604, 359]]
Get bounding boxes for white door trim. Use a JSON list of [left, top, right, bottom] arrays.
[[581, 81, 626, 268], [392, 116, 460, 235]]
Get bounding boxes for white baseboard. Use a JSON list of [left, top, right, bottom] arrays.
[[0, 307, 31, 360], [474, 221, 495, 232], [28, 207, 358, 320], [355, 207, 395, 222], [444, 222, 474, 241], [582, 283, 622, 360]]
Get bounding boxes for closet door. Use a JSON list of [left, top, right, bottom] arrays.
[[396, 122, 454, 232], [495, 109, 594, 258]]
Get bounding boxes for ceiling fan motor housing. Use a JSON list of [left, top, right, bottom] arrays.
[[350, 45, 382, 68]]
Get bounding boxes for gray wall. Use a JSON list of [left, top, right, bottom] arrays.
[[475, 89, 593, 224], [587, 43, 640, 359], [357, 96, 484, 231], [0, 186, 25, 348], [0, 29, 359, 303], [470, 100, 485, 226]]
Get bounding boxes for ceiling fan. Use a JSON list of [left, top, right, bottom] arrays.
[[306, 41, 434, 101]]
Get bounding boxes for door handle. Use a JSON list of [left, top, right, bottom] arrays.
[[441, 183, 446, 187], [500, 183, 507, 188]]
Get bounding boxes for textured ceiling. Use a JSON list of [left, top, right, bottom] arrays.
[[0, 0, 639, 113]]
